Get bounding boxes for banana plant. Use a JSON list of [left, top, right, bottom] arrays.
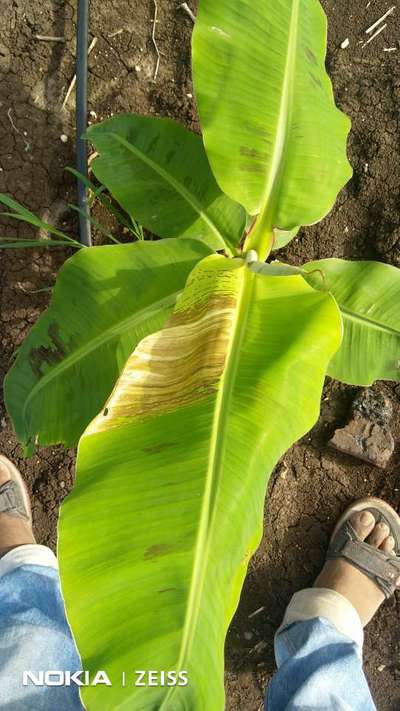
[[4, 1, 400, 709]]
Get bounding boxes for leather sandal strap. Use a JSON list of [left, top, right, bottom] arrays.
[[328, 509, 400, 599], [0, 480, 30, 521]]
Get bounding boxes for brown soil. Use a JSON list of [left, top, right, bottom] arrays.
[[0, 1, 399, 709]]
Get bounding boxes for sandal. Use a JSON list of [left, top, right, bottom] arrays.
[[0, 455, 32, 525], [328, 497, 400, 598]]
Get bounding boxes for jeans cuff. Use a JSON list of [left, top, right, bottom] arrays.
[[0, 544, 58, 578], [277, 587, 364, 650]]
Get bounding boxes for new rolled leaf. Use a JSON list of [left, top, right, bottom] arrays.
[[193, 0, 352, 236], [59, 255, 341, 710], [304, 259, 400, 385], [5, 239, 212, 451], [88, 115, 247, 253]]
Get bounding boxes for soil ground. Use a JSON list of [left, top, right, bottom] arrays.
[[0, 1, 400, 709]]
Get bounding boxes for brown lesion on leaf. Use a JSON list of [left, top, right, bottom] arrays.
[[309, 72, 323, 90], [142, 441, 177, 454], [144, 543, 174, 560], [305, 47, 318, 66], [240, 162, 265, 174], [240, 146, 265, 161], [169, 295, 236, 325], [29, 322, 67, 378], [243, 122, 270, 139], [158, 587, 177, 594]]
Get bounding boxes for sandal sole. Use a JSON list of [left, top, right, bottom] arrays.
[[0, 455, 32, 526]]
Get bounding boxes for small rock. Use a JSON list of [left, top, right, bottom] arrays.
[[60, 481, 65, 489], [377, 664, 386, 672], [352, 388, 393, 426], [341, 38, 350, 49], [330, 417, 394, 469], [0, 417, 6, 429], [60, 134, 69, 144], [243, 631, 253, 641], [329, 388, 394, 468]]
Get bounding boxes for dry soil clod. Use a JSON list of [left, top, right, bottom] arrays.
[[329, 388, 395, 469]]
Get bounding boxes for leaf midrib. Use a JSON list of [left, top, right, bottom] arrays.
[[159, 265, 254, 709], [341, 305, 400, 338], [22, 292, 179, 435], [110, 134, 227, 250], [258, 0, 299, 222]]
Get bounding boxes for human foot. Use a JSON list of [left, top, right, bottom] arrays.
[[315, 504, 400, 626], [0, 457, 35, 557]]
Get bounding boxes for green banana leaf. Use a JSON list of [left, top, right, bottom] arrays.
[[59, 255, 341, 710], [273, 226, 301, 250], [87, 115, 247, 254], [4, 239, 212, 452], [304, 259, 400, 385], [192, 0, 352, 242]]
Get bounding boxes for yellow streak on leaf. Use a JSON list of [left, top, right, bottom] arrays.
[[86, 294, 237, 434]]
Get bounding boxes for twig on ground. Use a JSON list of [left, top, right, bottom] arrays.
[[7, 108, 31, 152], [248, 606, 266, 620], [17, 282, 52, 294], [151, 0, 161, 81], [365, 6, 395, 34], [362, 23, 387, 48], [108, 29, 124, 38], [34, 34, 65, 42], [61, 37, 98, 110], [178, 3, 196, 23]]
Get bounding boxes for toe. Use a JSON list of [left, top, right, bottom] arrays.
[[0, 461, 11, 487], [366, 521, 390, 548], [350, 510, 375, 540], [381, 536, 396, 555]]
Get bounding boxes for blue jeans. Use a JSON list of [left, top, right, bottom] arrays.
[[267, 618, 376, 710], [0, 545, 82, 710], [0, 547, 375, 710]]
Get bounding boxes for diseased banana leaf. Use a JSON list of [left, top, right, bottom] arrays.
[[59, 254, 341, 710], [5, 239, 212, 451]]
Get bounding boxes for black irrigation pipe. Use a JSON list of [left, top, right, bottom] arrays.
[[76, 0, 92, 246]]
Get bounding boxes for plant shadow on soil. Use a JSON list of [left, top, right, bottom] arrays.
[[0, 4, 78, 547], [1, 1, 400, 710]]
